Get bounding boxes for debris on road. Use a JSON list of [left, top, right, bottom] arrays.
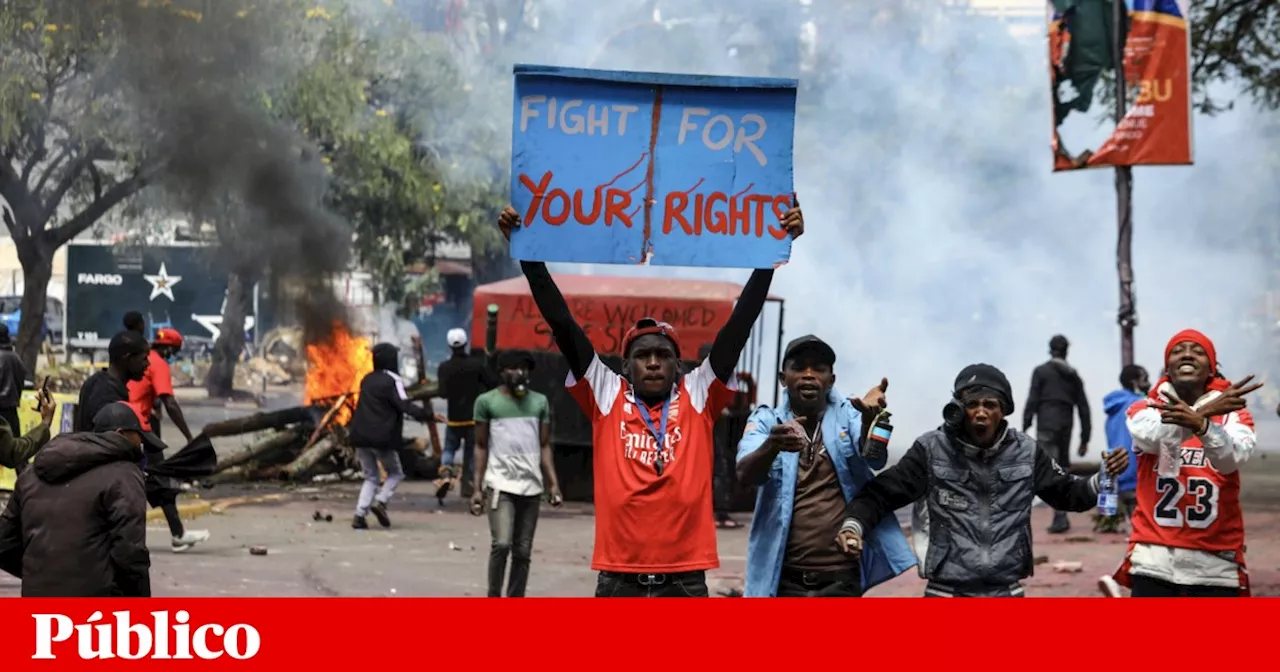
[[1034, 555, 1050, 566], [249, 546, 269, 556], [313, 510, 334, 522], [1052, 561, 1083, 573]]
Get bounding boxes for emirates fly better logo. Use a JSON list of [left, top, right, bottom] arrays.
[[32, 610, 261, 660]]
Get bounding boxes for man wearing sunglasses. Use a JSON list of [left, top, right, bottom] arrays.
[[496, 201, 804, 597]]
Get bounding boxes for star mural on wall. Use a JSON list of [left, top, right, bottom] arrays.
[[192, 290, 255, 342], [143, 262, 182, 301]]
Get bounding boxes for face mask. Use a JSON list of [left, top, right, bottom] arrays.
[[504, 372, 528, 396]]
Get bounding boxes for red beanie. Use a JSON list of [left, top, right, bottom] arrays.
[[1164, 329, 1217, 371]]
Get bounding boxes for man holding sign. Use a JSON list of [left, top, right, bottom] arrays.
[[496, 201, 803, 597]]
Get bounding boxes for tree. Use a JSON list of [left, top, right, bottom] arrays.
[[0, 1, 156, 369], [1191, 0, 1280, 113]]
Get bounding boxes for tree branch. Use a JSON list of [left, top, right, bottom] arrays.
[[48, 164, 156, 249], [32, 142, 74, 198], [88, 163, 104, 201], [40, 140, 107, 222]]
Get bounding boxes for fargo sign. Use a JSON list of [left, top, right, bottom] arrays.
[[508, 65, 798, 269]]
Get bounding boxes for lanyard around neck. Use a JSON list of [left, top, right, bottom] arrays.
[[635, 395, 672, 476]]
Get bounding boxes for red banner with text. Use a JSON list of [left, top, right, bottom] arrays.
[[1049, 0, 1194, 171]]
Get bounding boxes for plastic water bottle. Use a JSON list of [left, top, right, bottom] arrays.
[[1157, 436, 1181, 477], [1097, 462, 1118, 517]]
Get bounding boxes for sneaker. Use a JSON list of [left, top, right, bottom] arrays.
[[370, 501, 391, 528], [352, 515, 368, 530], [1048, 512, 1071, 534], [172, 530, 210, 553], [435, 480, 452, 506], [1098, 575, 1123, 598]]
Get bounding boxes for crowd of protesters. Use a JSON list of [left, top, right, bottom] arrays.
[[0, 199, 1267, 599]]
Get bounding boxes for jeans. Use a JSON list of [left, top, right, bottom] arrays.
[[776, 567, 863, 597], [443, 425, 475, 495], [1130, 575, 1242, 598], [486, 490, 541, 597], [355, 448, 404, 517], [594, 571, 709, 598]]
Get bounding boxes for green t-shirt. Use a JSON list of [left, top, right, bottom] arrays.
[[474, 389, 550, 496]]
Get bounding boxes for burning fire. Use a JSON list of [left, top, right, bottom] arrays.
[[302, 322, 374, 425]]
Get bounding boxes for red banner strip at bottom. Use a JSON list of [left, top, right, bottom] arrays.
[[2, 598, 1275, 669]]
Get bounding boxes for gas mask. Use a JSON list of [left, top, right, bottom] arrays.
[[503, 369, 529, 397]]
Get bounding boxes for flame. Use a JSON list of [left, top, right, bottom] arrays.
[[302, 322, 374, 425]]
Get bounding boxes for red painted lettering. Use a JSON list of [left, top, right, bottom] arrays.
[[663, 192, 688, 234], [519, 172, 554, 225], [573, 187, 603, 225], [604, 189, 634, 227], [728, 192, 751, 235], [748, 195, 770, 237], [542, 189, 571, 226], [703, 192, 727, 233], [768, 195, 791, 240]]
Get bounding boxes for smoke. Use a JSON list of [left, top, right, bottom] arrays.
[[106, 0, 352, 343], [405, 0, 1276, 457]]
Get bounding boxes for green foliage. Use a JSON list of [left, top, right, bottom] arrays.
[[1191, 0, 1280, 113], [272, 0, 507, 311]]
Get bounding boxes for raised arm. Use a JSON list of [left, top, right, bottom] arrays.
[[520, 261, 594, 380], [709, 269, 774, 382]]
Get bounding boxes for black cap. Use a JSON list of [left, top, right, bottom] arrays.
[[953, 363, 1014, 414], [108, 331, 149, 362], [783, 335, 836, 366], [93, 402, 166, 452]]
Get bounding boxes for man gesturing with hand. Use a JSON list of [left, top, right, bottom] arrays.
[[1114, 329, 1262, 597], [736, 336, 915, 597]]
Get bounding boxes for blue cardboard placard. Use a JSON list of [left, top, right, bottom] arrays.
[[508, 65, 798, 269]]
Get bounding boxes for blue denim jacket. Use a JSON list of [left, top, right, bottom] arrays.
[[737, 389, 917, 596]]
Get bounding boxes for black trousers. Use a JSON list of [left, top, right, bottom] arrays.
[[486, 491, 540, 598], [1130, 575, 1242, 598], [595, 571, 708, 598], [776, 567, 863, 597]]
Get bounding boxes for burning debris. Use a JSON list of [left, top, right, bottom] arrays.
[[197, 321, 442, 486], [202, 322, 388, 485]]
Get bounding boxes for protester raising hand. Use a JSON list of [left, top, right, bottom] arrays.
[[851, 377, 889, 415], [1196, 375, 1265, 419]]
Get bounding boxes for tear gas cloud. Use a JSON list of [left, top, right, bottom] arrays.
[[104, 0, 352, 342], [432, 0, 1277, 457]]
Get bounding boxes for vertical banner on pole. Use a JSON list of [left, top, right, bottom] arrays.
[[1047, 0, 1194, 171]]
